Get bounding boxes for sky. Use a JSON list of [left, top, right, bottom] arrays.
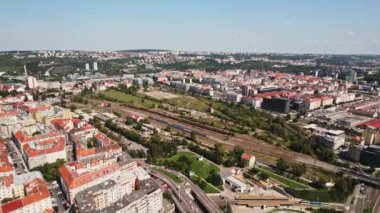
[[1, 0, 380, 54]]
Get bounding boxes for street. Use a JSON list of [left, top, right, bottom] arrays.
[[5, 139, 29, 174]]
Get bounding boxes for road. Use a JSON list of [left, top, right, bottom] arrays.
[[350, 185, 366, 213], [178, 173, 222, 213], [5, 139, 29, 173], [47, 182, 66, 213], [371, 188, 380, 213], [147, 166, 203, 213], [145, 163, 222, 213]]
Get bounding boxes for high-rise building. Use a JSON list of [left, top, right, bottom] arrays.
[[242, 85, 251, 96], [85, 63, 90, 71], [24, 65, 38, 89], [93, 62, 98, 71], [26, 76, 38, 89]]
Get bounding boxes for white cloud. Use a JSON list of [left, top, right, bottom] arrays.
[[347, 31, 354, 36]]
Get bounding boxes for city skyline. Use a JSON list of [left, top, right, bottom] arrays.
[[1, 0, 380, 54]]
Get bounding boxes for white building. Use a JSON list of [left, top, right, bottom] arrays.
[[304, 124, 345, 150], [241, 153, 256, 168], [0, 177, 52, 213], [0, 116, 36, 138], [26, 76, 38, 89], [59, 159, 138, 203], [85, 63, 90, 71], [224, 176, 251, 192], [75, 179, 162, 213], [334, 93, 356, 104], [93, 62, 98, 71], [225, 92, 242, 103]]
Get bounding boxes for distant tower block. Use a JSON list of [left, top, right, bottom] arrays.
[[85, 63, 90, 71], [93, 62, 98, 71]]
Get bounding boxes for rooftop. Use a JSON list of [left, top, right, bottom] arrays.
[[75, 178, 160, 213]]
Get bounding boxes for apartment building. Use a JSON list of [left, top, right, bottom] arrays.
[[13, 130, 67, 169], [0, 178, 52, 213], [59, 158, 138, 203], [75, 174, 162, 213]]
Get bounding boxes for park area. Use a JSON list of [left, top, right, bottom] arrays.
[[101, 90, 160, 108], [158, 152, 222, 193], [143, 90, 179, 100]]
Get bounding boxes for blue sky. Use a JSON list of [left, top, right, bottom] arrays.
[[1, 0, 379, 54]]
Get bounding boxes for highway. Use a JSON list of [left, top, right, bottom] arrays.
[[151, 170, 201, 213], [146, 164, 222, 213], [176, 172, 222, 213]]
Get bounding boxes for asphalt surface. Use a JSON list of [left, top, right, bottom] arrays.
[[350, 184, 367, 213], [47, 182, 66, 213], [147, 166, 203, 213], [371, 188, 380, 213], [5, 139, 29, 174]]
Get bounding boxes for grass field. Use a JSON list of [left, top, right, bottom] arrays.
[[285, 188, 349, 203], [101, 91, 160, 108], [155, 168, 183, 184], [201, 180, 220, 193], [166, 96, 210, 112], [167, 152, 220, 179], [257, 167, 311, 189]]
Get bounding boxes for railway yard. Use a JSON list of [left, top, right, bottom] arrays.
[[83, 99, 336, 171]]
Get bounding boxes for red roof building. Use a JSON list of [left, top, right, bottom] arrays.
[[0, 178, 52, 213]]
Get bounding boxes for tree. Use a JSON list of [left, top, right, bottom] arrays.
[[32, 131, 42, 136], [223, 157, 236, 167], [275, 158, 289, 173], [258, 172, 269, 181], [230, 145, 244, 162], [70, 105, 76, 112], [214, 143, 226, 156], [189, 132, 197, 142], [206, 170, 223, 186], [249, 167, 259, 174], [31, 159, 66, 182], [290, 163, 307, 177]]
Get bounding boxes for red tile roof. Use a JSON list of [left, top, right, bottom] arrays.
[[360, 119, 380, 129], [14, 130, 64, 144], [23, 136, 65, 158], [241, 153, 253, 161], [59, 162, 119, 190], [0, 178, 50, 213]]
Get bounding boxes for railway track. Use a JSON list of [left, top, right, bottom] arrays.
[[83, 99, 337, 169], [105, 102, 335, 169]]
